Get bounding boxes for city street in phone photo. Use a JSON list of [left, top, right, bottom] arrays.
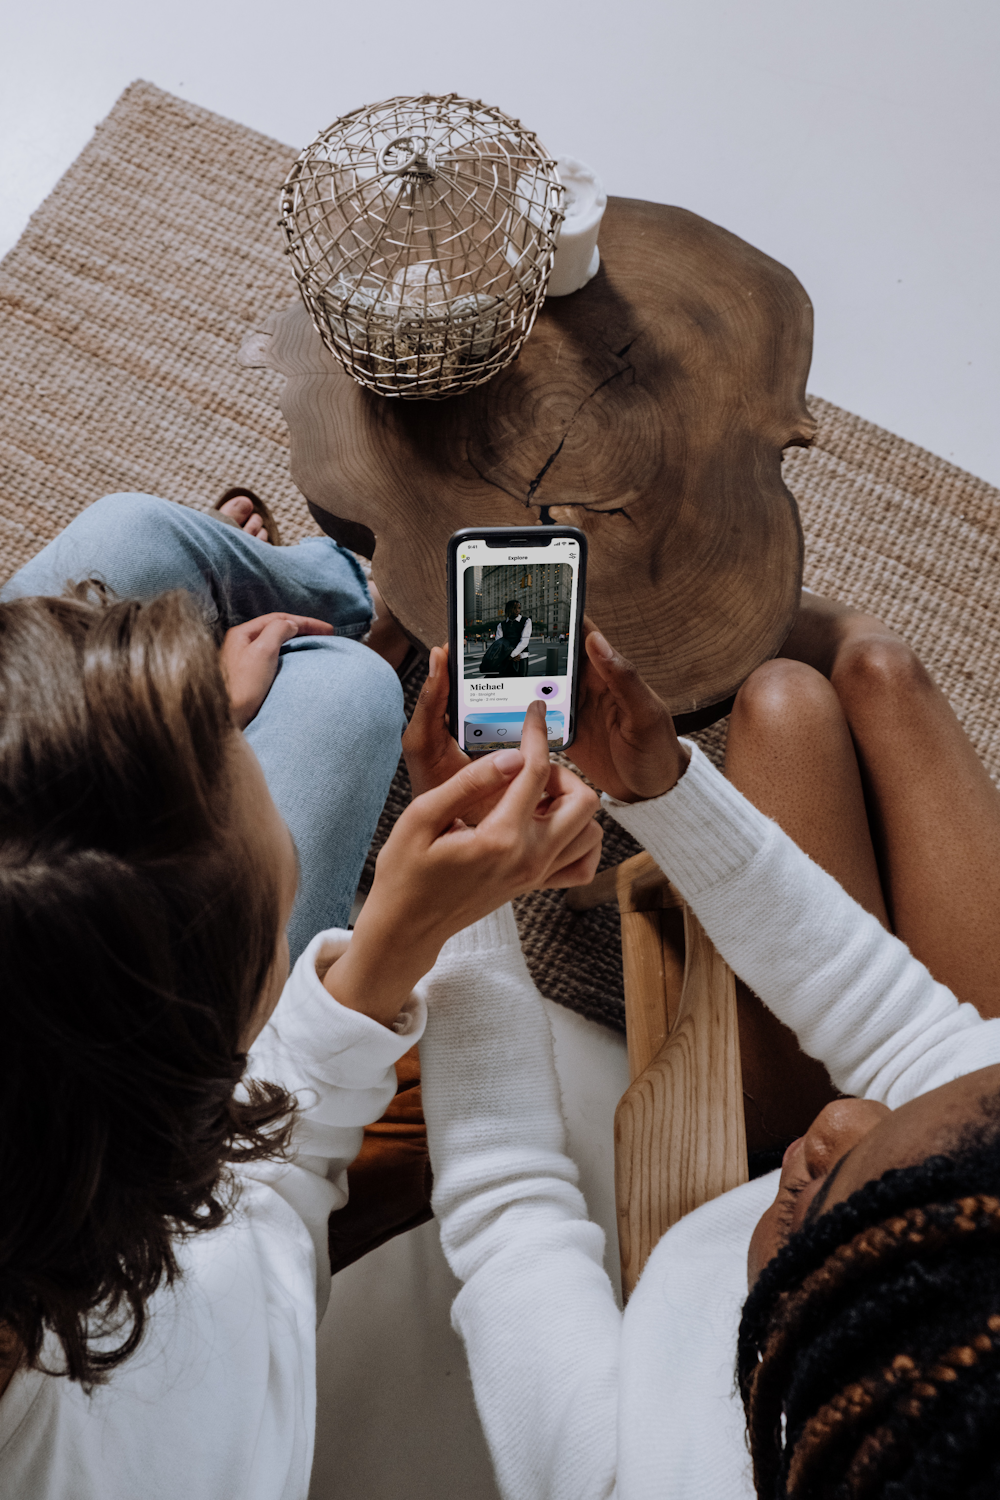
[[463, 562, 572, 679]]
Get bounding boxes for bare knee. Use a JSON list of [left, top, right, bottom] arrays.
[[831, 633, 932, 710], [731, 658, 840, 741]]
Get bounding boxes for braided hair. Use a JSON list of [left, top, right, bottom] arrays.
[[737, 1116, 1000, 1499]]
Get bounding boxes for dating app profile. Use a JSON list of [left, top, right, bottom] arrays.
[[456, 547, 580, 753]]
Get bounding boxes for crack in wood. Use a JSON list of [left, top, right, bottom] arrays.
[[555, 502, 635, 522], [523, 353, 638, 505], [466, 333, 646, 514], [525, 435, 566, 502], [464, 457, 527, 506]]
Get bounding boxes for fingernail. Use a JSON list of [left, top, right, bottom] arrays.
[[590, 631, 614, 660], [427, 650, 438, 679], [492, 750, 523, 776]]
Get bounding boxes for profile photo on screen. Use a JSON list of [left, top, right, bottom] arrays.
[[463, 563, 572, 679]]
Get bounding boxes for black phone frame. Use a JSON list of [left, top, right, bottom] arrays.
[[446, 525, 589, 753]]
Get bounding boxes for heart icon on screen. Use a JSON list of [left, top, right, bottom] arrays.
[[541, 685, 554, 695], [496, 728, 507, 736]]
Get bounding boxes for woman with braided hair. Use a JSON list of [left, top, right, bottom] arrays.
[[737, 1100, 1000, 1497], [401, 591, 1000, 1500]]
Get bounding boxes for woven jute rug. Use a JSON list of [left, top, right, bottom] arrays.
[[4, 80, 1000, 1032]]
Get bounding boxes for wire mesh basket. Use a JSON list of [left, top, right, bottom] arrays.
[[279, 94, 565, 399]]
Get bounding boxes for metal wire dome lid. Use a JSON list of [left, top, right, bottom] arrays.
[[280, 94, 565, 399]]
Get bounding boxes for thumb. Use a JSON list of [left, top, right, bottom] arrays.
[[410, 748, 524, 836], [584, 630, 668, 729], [404, 646, 449, 749]]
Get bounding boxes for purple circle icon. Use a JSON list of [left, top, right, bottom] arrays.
[[534, 679, 562, 702]]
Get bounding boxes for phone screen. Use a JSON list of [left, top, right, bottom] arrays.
[[453, 532, 584, 754]]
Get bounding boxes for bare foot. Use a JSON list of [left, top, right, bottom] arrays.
[[219, 494, 271, 542]]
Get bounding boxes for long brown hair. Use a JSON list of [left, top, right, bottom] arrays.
[[0, 587, 294, 1387]]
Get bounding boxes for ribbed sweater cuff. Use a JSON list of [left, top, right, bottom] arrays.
[[602, 741, 779, 897], [438, 903, 521, 960]]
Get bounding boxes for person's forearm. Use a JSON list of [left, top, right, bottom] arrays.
[[420, 908, 574, 1228], [249, 930, 424, 1180], [419, 908, 620, 1500], [322, 906, 442, 1026], [607, 745, 1000, 1104]]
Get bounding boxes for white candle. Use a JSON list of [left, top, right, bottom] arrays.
[[547, 156, 607, 297]]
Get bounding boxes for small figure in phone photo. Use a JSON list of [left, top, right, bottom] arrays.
[[496, 599, 532, 677]]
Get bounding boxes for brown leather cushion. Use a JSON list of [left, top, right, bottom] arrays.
[[327, 1044, 433, 1276]]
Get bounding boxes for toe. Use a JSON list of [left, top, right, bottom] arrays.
[[219, 495, 254, 525], [244, 514, 271, 542]]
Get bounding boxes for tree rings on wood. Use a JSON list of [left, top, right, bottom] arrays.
[[250, 197, 814, 713]]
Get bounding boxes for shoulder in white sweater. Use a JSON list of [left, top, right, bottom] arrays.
[[0, 930, 425, 1500]]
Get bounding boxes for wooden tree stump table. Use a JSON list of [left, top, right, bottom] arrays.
[[241, 197, 816, 716]]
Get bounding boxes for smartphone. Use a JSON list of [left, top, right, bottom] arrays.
[[447, 526, 588, 755]]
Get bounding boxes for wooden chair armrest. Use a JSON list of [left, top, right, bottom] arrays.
[[612, 858, 748, 1300]]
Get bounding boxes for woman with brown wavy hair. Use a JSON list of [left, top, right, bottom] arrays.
[[0, 575, 602, 1497], [0, 489, 410, 961]]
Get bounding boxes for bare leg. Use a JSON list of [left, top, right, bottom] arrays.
[[726, 658, 889, 926], [781, 595, 1000, 1017], [724, 659, 888, 1150]]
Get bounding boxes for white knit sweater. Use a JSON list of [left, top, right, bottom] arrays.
[[418, 742, 1000, 1500]]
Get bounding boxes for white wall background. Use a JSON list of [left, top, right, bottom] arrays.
[[2, 1, 998, 484]]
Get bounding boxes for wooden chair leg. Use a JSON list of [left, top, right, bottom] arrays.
[[612, 855, 748, 1301]]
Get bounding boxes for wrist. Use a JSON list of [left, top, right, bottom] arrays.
[[230, 699, 255, 731], [324, 905, 444, 1026], [614, 743, 690, 803], [322, 934, 432, 1027]]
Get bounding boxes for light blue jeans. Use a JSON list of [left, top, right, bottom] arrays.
[[2, 493, 404, 960]]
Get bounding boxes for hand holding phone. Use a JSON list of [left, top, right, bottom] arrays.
[[327, 700, 602, 1024], [404, 645, 489, 812], [566, 619, 688, 803]]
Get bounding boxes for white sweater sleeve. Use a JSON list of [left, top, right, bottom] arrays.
[[244, 928, 426, 1313], [606, 743, 1000, 1107], [419, 907, 620, 1500]]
